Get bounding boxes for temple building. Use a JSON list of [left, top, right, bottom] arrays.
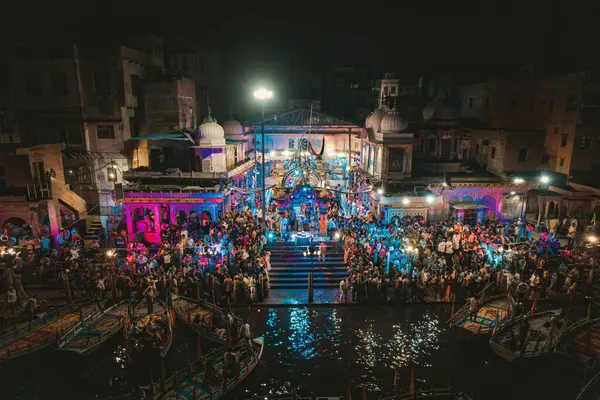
[[360, 83, 535, 223], [118, 113, 253, 244]]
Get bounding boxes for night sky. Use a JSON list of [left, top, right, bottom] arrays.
[[2, 0, 599, 73]]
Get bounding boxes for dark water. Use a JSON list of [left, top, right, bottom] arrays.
[[231, 305, 586, 400], [0, 305, 590, 400]]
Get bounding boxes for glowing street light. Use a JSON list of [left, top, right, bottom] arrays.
[[540, 175, 550, 184], [253, 87, 273, 228], [334, 232, 341, 240], [425, 195, 434, 204], [513, 177, 525, 184], [377, 187, 385, 195], [588, 235, 598, 243], [402, 197, 410, 205], [253, 88, 273, 100]]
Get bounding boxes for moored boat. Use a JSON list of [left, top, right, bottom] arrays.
[[160, 336, 264, 400], [561, 316, 600, 362], [0, 301, 100, 362], [57, 299, 131, 355], [489, 309, 563, 361], [129, 298, 173, 359], [448, 291, 511, 338], [172, 296, 241, 344]]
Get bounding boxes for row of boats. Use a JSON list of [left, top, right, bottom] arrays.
[[0, 295, 264, 400], [448, 290, 600, 363]]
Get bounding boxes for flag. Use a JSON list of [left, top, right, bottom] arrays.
[[393, 368, 399, 394], [346, 387, 352, 400], [409, 365, 415, 397], [529, 294, 538, 316], [361, 384, 367, 400], [169, 306, 176, 327]]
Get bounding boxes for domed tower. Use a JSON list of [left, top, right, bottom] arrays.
[[223, 119, 244, 140], [365, 108, 387, 135], [379, 108, 408, 140], [422, 90, 458, 127], [194, 113, 227, 172]]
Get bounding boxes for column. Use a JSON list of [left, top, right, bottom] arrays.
[[125, 205, 134, 242], [152, 204, 161, 243], [46, 200, 61, 244]]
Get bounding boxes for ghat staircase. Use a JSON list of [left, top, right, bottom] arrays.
[[267, 241, 347, 290]]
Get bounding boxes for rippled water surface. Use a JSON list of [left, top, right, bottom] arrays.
[[231, 305, 585, 400], [0, 305, 589, 399]]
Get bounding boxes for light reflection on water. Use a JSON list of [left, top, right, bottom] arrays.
[[231, 305, 584, 400]]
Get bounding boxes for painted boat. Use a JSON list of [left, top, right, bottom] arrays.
[[161, 336, 264, 400], [0, 301, 100, 362], [562, 316, 600, 362], [489, 309, 564, 361], [172, 296, 242, 344], [448, 293, 511, 338], [57, 299, 131, 355], [130, 298, 173, 359]]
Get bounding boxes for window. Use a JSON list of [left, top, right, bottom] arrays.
[[561, 134, 568, 148], [565, 94, 578, 111], [549, 99, 554, 112], [580, 135, 592, 149], [427, 138, 436, 152], [508, 98, 517, 110], [50, 72, 67, 96], [390, 86, 396, 94], [97, 125, 115, 139], [130, 74, 140, 97], [468, 98, 473, 109], [383, 86, 389, 95], [24, 72, 42, 95], [518, 149, 527, 162], [288, 138, 295, 149], [0, 165, 6, 190], [490, 147, 496, 159], [475, 144, 480, 156], [484, 97, 489, 108], [94, 72, 111, 95], [554, 126, 559, 135], [559, 158, 565, 167]]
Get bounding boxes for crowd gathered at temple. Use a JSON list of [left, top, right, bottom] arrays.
[[0, 191, 598, 319]]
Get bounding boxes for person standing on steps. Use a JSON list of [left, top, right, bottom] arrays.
[[318, 241, 327, 263]]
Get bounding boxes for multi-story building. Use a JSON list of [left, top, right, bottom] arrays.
[[11, 36, 166, 228]]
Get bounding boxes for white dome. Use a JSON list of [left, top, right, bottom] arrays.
[[423, 92, 458, 122], [223, 119, 243, 137], [365, 108, 387, 133], [197, 115, 225, 146], [380, 109, 408, 133]]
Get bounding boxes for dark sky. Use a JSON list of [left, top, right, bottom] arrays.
[[3, 0, 599, 73]]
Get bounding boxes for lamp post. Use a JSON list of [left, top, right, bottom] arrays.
[[253, 88, 273, 228], [303, 246, 320, 303]]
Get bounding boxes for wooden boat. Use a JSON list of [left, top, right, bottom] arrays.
[[160, 336, 264, 400], [562, 316, 600, 362], [172, 296, 242, 344], [576, 369, 600, 400], [129, 298, 173, 359], [0, 301, 100, 362], [57, 299, 131, 355], [448, 292, 511, 338], [489, 309, 564, 361]]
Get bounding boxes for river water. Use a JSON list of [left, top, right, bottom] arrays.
[[0, 304, 588, 400]]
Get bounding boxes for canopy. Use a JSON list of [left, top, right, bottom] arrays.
[[129, 132, 193, 142], [450, 200, 488, 210]]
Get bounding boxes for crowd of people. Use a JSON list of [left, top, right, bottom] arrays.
[[333, 206, 593, 306]]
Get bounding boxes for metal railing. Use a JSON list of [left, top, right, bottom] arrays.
[[379, 388, 454, 400], [447, 282, 498, 325], [0, 301, 100, 361]]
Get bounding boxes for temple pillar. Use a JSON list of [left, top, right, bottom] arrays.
[[125, 205, 134, 242], [46, 200, 60, 244]]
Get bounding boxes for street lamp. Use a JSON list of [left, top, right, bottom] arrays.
[[513, 177, 525, 184], [540, 175, 550, 184], [253, 88, 273, 228]]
